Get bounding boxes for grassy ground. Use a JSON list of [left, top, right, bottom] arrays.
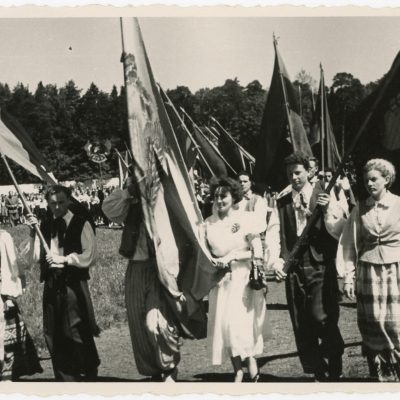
[[5, 224, 370, 381]]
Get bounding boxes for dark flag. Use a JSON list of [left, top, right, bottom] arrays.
[[212, 125, 246, 174], [253, 37, 312, 191], [349, 51, 400, 195], [309, 64, 341, 170], [161, 89, 198, 171], [192, 127, 229, 177]]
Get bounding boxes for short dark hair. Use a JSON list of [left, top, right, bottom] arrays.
[[237, 171, 251, 179], [209, 176, 243, 204], [308, 157, 319, 167], [325, 168, 334, 174], [45, 185, 72, 200], [284, 151, 310, 170]]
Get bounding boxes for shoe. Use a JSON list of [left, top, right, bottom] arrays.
[[162, 367, 178, 382], [250, 372, 260, 382], [328, 356, 343, 381], [234, 369, 244, 382]]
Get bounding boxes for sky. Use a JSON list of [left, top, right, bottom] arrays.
[[0, 17, 399, 93]]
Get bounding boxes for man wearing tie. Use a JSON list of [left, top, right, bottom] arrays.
[[266, 152, 344, 381], [27, 185, 100, 382]]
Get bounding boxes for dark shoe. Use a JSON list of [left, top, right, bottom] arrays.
[[314, 359, 328, 382], [328, 356, 343, 381], [162, 367, 178, 382]]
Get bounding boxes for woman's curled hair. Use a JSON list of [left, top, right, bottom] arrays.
[[209, 176, 243, 204]]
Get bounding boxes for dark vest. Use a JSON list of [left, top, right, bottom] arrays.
[[277, 182, 337, 266], [40, 214, 90, 282]]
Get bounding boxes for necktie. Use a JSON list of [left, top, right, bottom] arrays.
[[51, 217, 67, 248], [299, 192, 308, 210]]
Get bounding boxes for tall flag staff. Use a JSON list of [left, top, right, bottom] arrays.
[[320, 64, 326, 172], [160, 87, 215, 176], [180, 107, 237, 175], [274, 34, 295, 148], [0, 153, 51, 255], [210, 116, 256, 165]]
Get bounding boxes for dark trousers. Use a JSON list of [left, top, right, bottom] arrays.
[[43, 277, 100, 382], [285, 259, 344, 376]]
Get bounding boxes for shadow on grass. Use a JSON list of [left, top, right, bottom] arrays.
[[192, 372, 315, 382], [17, 376, 149, 382], [339, 302, 357, 309], [267, 303, 288, 310]]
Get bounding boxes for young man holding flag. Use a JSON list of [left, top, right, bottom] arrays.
[[265, 151, 344, 381]]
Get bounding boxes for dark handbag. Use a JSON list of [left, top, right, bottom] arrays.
[[249, 260, 267, 290]]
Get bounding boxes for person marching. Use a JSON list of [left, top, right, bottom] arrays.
[[337, 159, 400, 381], [26, 185, 100, 382], [202, 176, 268, 382], [267, 151, 345, 381], [102, 178, 181, 382]]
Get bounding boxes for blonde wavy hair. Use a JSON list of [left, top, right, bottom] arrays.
[[363, 158, 396, 188]]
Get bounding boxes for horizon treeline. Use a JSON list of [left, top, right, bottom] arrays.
[[0, 70, 380, 185]]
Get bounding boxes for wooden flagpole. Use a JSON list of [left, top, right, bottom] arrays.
[[1, 153, 50, 254], [273, 34, 296, 151]]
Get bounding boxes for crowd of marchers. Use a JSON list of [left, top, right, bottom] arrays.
[[0, 153, 398, 383]]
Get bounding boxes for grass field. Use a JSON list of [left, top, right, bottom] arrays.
[[5, 224, 371, 381]]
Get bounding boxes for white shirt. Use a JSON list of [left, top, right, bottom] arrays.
[[292, 181, 314, 237], [31, 210, 97, 267]]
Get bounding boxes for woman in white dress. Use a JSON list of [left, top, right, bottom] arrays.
[[337, 159, 400, 381], [203, 177, 267, 382]]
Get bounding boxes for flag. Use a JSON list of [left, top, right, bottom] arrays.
[[161, 88, 198, 171], [309, 65, 341, 170], [116, 149, 131, 189], [348, 50, 400, 195], [0, 109, 56, 184], [192, 126, 229, 176], [209, 121, 255, 174], [120, 18, 217, 338], [253, 38, 313, 191]]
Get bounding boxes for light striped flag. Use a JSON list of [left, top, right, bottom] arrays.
[[120, 18, 217, 338]]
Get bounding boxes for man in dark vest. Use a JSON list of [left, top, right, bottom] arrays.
[[271, 152, 344, 381], [26, 185, 100, 382]]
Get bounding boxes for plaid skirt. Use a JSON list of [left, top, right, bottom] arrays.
[[1, 302, 43, 381], [356, 261, 400, 380]]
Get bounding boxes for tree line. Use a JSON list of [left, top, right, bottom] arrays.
[[0, 71, 381, 185]]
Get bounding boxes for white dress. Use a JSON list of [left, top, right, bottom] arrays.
[[204, 210, 268, 365]]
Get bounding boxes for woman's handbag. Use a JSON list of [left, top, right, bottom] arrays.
[[249, 259, 267, 290]]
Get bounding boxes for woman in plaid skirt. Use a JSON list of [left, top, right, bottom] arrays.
[[337, 158, 400, 381]]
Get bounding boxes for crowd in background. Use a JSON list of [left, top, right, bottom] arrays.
[[0, 185, 118, 227]]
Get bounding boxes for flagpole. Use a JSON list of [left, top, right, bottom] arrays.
[[298, 86, 303, 118], [320, 64, 326, 172], [180, 107, 238, 175], [311, 91, 316, 112], [1, 153, 50, 254], [273, 35, 296, 151], [283, 53, 400, 275], [159, 88, 215, 176], [210, 117, 255, 163]]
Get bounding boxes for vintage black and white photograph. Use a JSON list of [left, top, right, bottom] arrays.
[[0, 11, 399, 386]]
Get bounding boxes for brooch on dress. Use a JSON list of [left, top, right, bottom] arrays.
[[231, 223, 241, 233]]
